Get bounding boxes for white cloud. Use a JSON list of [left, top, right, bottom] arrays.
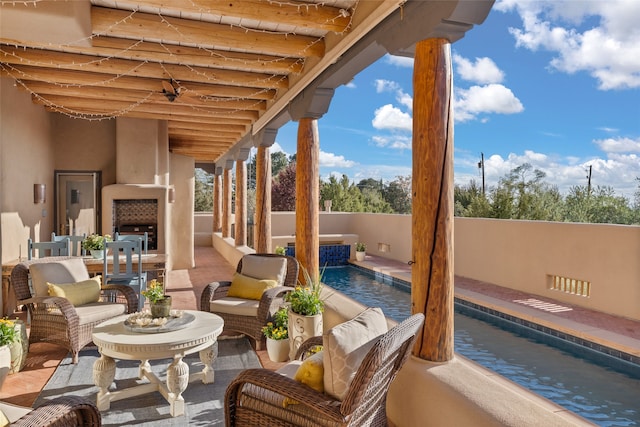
[[385, 54, 414, 68], [371, 135, 412, 150], [594, 136, 640, 153], [345, 80, 356, 89], [375, 79, 400, 93], [453, 54, 505, 84], [454, 84, 524, 122], [372, 104, 412, 131], [496, 0, 640, 90], [319, 150, 356, 168]]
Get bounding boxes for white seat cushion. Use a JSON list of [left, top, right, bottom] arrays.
[[74, 302, 127, 325], [323, 307, 388, 400], [30, 258, 90, 297], [0, 401, 32, 423], [210, 297, 259, 317]]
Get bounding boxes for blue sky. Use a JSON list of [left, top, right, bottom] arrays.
[[270, 0, 640, 199]]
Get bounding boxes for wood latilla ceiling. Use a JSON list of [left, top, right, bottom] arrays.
[[0, 0, 362, 162]]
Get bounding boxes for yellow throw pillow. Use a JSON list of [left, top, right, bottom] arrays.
[[284, 351, 324, 407], [227, 273, 278, 300], [0, 408, 9, 427], [47, 276, 102, 306]]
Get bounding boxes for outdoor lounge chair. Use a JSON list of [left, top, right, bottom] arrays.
[[11, 257, 138, 363], [200, 253, 299, 350], [0, 396, 101, 426], [225, 312, 425, 427]]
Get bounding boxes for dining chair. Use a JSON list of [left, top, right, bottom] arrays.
[[114, 231, 148, 254], [51, 232, 87, 257], [27, 238, 70, 260], [103, 239, 147, 311]]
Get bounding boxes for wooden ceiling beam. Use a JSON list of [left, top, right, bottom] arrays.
[[168, 121, 247, 133], [168, 128, 243, 139], [0, 46, 288, 89], [1, 64, 277, 100], [19, 80, 267, 110], [91, 7, 325, 58], [131, 0, 352, 33]]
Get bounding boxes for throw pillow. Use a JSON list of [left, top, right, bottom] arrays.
[[47, 276, 102, 306], [323, 307, 388, 400], [284, 350, 325, 407], [241, 255, 287, 285], [0, 408, 9, 427], [30, 258, 90, 297], [227, 272, 278, 300]]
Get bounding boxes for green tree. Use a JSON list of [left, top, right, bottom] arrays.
[[320, 175, 365, 212], [271, 151, 290, 177], [194, 168, 213, 212], [383, 175, 412, 214], [564, 185, 634, 224], [272, 162, 297, 211]]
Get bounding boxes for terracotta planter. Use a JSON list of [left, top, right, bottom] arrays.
[[150, 296, 172, 318], [266, 337, 290, 362], [288, 310, 323, 360]]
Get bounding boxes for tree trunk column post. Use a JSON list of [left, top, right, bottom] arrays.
[[255, 145, 272, 252], [411, 38, 455, 362], [222, 167, 232, 238], [295, 118, 320, 279], [213, 173, 222, 233], [235, 160, 247, 246]]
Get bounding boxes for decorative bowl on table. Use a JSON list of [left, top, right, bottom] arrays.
[[123, 310, 193, 333]]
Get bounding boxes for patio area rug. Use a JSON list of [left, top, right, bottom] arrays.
[[34, 336, 261, 426]]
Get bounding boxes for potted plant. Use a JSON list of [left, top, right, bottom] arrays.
[[82, 233, 113, 259], [142, 279, 171, 318], [285, 266, 324, 359], [274, 246, 287, 256], [261, 307, 289, 362], [355, 242, 366, 261], [0, 317, 18, 390]]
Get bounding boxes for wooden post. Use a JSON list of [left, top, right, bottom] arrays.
[[222, 168, 232, 238], [213, 174, 222, 233], [235, 160, 247, 246], [255, 145, 272, 252], [295, 118, 320, 279], [411, 38, 454, 362]]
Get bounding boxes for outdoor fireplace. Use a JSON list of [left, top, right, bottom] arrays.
[[113, 199, 158, 250]]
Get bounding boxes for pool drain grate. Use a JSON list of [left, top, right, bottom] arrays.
[[512, 298, 573, 313]]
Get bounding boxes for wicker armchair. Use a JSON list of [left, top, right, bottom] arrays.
[[200, 253, 299, 350], [11, 257, 138, 364], [225, 313, 425, 427], [1, 395, 101, 426]]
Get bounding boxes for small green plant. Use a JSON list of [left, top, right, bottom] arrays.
[[0, 317, 18, 347], [82, 233, 113, 251], [141, 279, 167, 303], [262, 307, 289, 340], [285, 265, 324, 316], [274, 246, 287, 256], [356, 242, 366, 252]]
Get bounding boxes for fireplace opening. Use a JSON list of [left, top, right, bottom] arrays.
[[112, 199, 158, 250]]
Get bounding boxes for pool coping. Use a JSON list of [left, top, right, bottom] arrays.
[[348, 260, 640, 368]]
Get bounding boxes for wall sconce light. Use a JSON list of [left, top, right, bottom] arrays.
[[168, 187, 176, 203], [34, 184, 46, 204]]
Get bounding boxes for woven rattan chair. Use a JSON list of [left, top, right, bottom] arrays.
[[11, 257, 138, 364], [2, 395, 101, 426], [225, 313, 425, 427], [200, 253, 299, 350]]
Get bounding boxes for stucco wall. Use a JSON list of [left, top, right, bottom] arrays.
[[169, 153, 195, 269]]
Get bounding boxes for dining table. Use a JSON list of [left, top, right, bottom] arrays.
[[1, 253, 167, 317]]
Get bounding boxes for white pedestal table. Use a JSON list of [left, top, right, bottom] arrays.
[[91, 310, 224, 417]]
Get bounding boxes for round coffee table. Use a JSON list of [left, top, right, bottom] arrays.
[[91, 310, 224, 417]]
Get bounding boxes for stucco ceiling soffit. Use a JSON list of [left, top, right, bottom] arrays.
[[288, 87, 335, 121]]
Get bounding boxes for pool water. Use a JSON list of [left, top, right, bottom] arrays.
[[321, 266, 640, 427]]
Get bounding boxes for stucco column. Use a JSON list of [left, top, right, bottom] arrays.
[[213, 174, 222, 233], [254, 145, 272, 252], [295, 118, 320, 279], [235, 160, 247, 246], [411, 38, 454, 362], [222, 168, 232, 239]]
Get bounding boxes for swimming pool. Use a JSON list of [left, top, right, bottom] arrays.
[[321, 265, 640, 427]]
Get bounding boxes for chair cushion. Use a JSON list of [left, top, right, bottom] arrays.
[[47, 276, 102, 306], [74, 302, 127, 325], [227, 272, 278, 300], [210, 297, 260, 317], [30, 258, 90, 297], [323, 307, 387, 400], [0, 401, 32, 424], [241, 255, 287, 285]]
